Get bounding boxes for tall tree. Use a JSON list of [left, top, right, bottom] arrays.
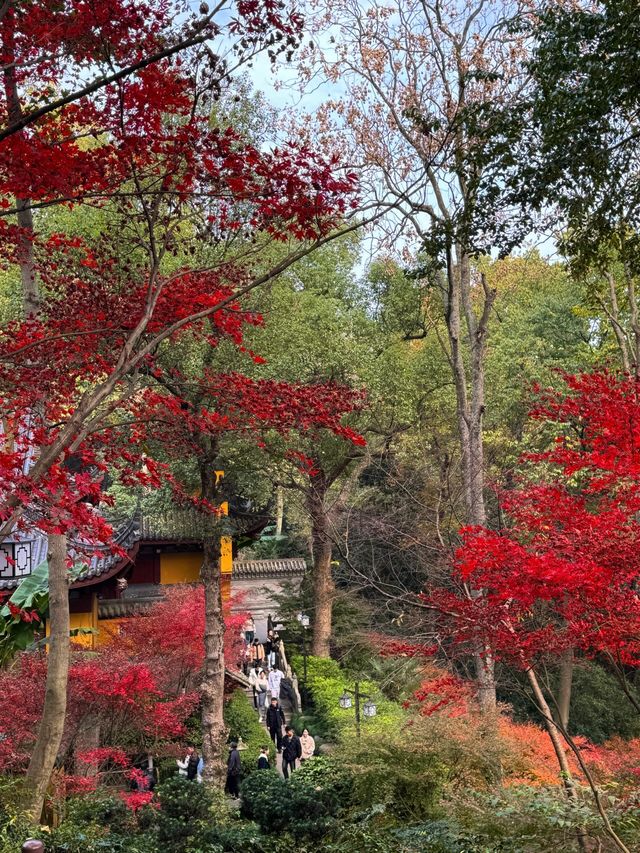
[[0, 0, 359, 816], [303, 0, 532, 706]]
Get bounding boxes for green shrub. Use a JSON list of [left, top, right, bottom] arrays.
[[204, 820, 267, 852], [239, 771, 290, 833], [224, 689, 274, 777], [40, 823, 157, 853], [0, 777, 32, 853], [63, 792, 130, 834], [319, 824, 405, 853], [340, 729, 446, 821], [292, 756, 352, 806], [155, 775, 218, 853], [449, 786, 640, 853], [392, 819, 501, 853], [239, 759, 347, 840]]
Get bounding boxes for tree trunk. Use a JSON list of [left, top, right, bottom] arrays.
[[445, 246, 497, 711], [275, 485, 284, 537], [526, 667, 593, 853], [558, 648, 574, 730], [25, 534, 69, 822], [200, 535, 227, 785], [199, 459, 227, 786], [308, 474, 333, 657]]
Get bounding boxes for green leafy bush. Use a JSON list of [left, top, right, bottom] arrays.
[[63, 792, 130, 834], [0, 777, 32, 853], [155, 775, 218, 853], [239, 759, 347, 840], [40, 824, 158, 853], [38, 794, 156, 853], [239, 771, 290, 832], [340, 730, 446, 821], [320, 824, 405, 853], [224, 689, 274, 777]]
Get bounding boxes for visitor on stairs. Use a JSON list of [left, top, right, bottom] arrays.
[[250, 637, 265, 668], [265, 697, 285, 752], [267, 665, 283, 701], [257, 746, 271, 769], [226, 742, 242, 798], [265, 629, 281, 667], [256, 669, 268, 720], [248, 664, 260, 709], [243, 615, 256, 644], [281, 726, 302, 779]]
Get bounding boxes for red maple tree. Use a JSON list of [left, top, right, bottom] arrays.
[[436, 371, 640, 671], [0, 0, 363, 817], [422, 370, 640, 852]]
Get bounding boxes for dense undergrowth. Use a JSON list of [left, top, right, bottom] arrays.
[[2, 655, 640, 852]]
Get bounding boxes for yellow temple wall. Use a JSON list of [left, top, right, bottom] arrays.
[[159, 551, 202, 585], [69, 612, 97, 648]]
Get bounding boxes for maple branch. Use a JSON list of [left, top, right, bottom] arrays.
[[0, 6, 225, 143]]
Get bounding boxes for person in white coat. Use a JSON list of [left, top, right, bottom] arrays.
[[267, 665, 283, 701], [300, 729, 316, 762], [248, 664, 260, 709]]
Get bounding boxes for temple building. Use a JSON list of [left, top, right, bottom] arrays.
[[0, 490, 305, 647]]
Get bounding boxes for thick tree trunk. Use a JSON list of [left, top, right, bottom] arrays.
[[25, 534, 69, 821], [445, 247, 497, 711], [199, 459, 227, 786], [200, 535, 227, 786], [308, 474, 333, 657], [311, 532, 333, 658]]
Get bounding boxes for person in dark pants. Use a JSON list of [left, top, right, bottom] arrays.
[[226, 742, 241, 798], [257, 746, 270, 769], [265, 697, 285, 752], [281, 726, 302, 779]]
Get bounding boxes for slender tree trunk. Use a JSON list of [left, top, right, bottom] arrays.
[[275, 485, 284, 537], [526, 667, 593, 853], [199, 459, 227, 786], [308, 473, 333, 657], [25, 534, 69, 821], [558, 648, 574, 730]]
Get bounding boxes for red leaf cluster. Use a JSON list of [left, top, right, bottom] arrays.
[[426, 371, 640, 668], [0, 0, 360, 552]]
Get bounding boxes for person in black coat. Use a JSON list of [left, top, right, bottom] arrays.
[[257, 746, 270, 769], [265, 698, 285, 752], [226, 742, 242, 798], [185, 746, 200, 781], [281, 726, 302, 779]]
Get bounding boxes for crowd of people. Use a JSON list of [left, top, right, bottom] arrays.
[[169, 616, 316, 799]]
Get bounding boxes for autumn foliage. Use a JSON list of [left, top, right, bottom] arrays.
[[0, 0, 360, 553], [423, 371, 640, 672], [0, 586, 245, 781]]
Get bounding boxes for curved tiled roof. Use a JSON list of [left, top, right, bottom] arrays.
[[232, 557, 307, 579], [139, 505, 272, 542], [0, 515, 141, 591]]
